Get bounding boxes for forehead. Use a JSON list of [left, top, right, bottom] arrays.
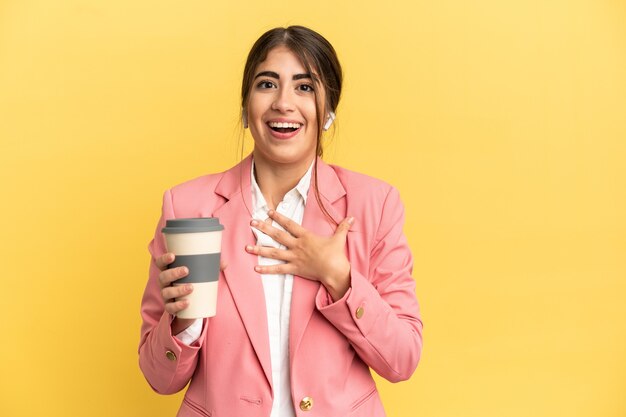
[[256, 46, 313, 74]]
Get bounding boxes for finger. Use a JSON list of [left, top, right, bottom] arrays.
[[333, 216, 354, 241], [254, 263, 297, 276], [267, 209, 306, 237], [250, 219, 297, 247], [245, 245, 293, 261], [162, 283, 194, 302], [164, 299, 190, 316], [155, 252, 175, 270], [220, 259, 228, 270], [158, 266, 189, 288]]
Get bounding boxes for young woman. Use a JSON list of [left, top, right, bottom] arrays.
[[139, 25, 423, 417]]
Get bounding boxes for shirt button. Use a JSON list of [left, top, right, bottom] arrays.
[[299, 396, 313, 411], [355, 306, 365, 319], [165, 350, 177, 361]]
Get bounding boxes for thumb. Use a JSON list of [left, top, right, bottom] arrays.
[[334, 216, 354, 240]]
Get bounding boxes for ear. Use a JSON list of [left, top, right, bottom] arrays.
[[242, 108, 248, 129], [323, 111, 336, 131]]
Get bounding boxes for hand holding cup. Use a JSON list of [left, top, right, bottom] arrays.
[[156, 252, 225, 334], [157, 252, 194, 316]]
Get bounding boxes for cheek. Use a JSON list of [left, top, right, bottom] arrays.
[[305, 122, 319, 146], [247, 93, 268, 120], [247, 102, 261, 121], [304, 103, 319, 126]]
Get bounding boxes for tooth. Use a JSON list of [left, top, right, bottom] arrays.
[[268, 122, 301, 128]]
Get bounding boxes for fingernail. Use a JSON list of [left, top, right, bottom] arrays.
[[246, 245, 253, 252], [347, 216, 355, 225], [250, 220, 258, 226], [186, 284, 193, 291], [182, 267, 189, 274], [267, 209, 274, 216], [254, 266, 261, 272]]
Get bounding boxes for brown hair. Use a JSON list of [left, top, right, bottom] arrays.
[[240, 26, 344, 224]]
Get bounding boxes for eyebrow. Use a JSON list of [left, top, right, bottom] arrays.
[[254, 71, 312, 81]]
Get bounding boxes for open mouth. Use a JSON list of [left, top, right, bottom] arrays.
[[267, 121, 302, 134]]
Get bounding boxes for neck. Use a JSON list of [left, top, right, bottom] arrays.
[[252, 152, 315, 210]]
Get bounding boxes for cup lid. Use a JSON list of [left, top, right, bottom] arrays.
[[162, 217, 224, 234]]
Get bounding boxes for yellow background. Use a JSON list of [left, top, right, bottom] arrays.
[[1, 0, 625, 416]]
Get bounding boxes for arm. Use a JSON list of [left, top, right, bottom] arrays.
[[315, 186, 423, 382], [138, 189, 208, 394]]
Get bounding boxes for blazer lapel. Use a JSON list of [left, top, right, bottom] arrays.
[[212, 155, 273, 389], [212, 157, 357, 386], [289, 158, 352, 363]]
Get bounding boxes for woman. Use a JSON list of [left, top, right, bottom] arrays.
[[139, 25, 423, 417]]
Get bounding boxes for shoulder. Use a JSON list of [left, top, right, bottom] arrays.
[[168, 157, 249, 200], [169, 171, 224, 197], [328, 163, 400, 206], [325, 163, 406, 248], [163, 167, 232, 217]]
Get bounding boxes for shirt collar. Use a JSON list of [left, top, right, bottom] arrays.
[[250, 159, 314, 213]]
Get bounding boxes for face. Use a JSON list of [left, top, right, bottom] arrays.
[[245, 46, 324, 171]]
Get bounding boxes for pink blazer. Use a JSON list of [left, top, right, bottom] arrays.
[[139, 156, 423, 417]]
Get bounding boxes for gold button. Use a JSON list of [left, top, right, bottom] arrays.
[[165, 350, 177, 361], [355, 306, 364, 319], [299, 396, 313, 411]]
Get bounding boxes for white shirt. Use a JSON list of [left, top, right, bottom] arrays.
[[175, 160, 313, 417]]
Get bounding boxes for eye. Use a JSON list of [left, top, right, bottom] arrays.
[[298, 84, 314, 93], [256, 80, 276, 89]]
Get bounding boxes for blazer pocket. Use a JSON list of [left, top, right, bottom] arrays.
[[182, 397, 212, 417], [349, 386, 378, 412]]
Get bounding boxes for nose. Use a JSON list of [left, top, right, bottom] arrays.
[[271, 87, 295, 113]]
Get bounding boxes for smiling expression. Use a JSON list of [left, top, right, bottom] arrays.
[[245, 46, 324, 171]]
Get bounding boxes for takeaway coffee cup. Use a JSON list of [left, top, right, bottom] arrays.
[[162, 218, 224, 319]]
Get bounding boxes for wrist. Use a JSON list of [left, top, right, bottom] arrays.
[[324, 264, 351, 302], [171, 316, 196, 335]]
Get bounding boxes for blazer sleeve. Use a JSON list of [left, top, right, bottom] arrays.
[[138, 189, 209, 394], [315, 186, 423, 383]]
